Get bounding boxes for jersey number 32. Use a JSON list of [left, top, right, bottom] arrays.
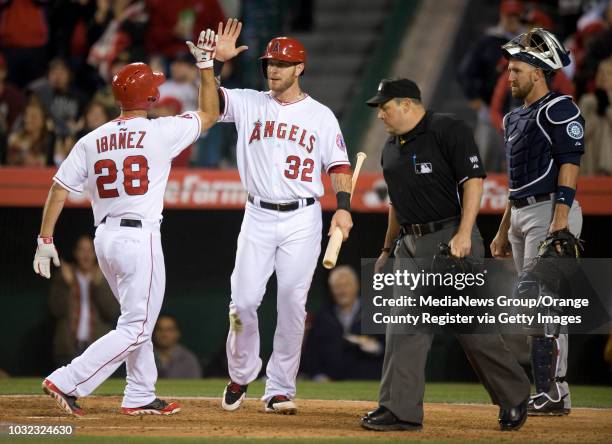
[[94, 155, 149, 198]]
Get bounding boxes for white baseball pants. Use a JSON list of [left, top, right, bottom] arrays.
[[46, 217, 165, 408], [226, 200, 322, 401]]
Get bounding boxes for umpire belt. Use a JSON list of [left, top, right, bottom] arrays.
[[248, 193, 315, 212], [510, 193, 553, 209], [400, 216, 461, 237]]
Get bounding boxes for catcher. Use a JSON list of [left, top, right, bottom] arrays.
[[490, 28, 585, 416]]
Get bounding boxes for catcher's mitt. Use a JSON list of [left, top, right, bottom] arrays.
[[537, 228, 584, 258]]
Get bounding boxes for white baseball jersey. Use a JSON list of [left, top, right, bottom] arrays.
[[220, 87, 350, 200], [54, 112, 201, 225]]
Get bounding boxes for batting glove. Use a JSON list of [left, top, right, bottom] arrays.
[[33, 236, 60, 279], [186, 29, 217, 69]]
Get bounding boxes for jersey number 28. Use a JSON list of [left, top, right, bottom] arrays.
[[94, 155, 149, 198]]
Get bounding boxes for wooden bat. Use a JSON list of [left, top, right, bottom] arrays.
[[322, 152, 367, 269]]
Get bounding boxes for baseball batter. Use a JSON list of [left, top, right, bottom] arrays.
[[213, 19, 353, 414], [33, 30, 219, 416]]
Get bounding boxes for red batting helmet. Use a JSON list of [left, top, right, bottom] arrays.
[[260, 37, 306, 78], [112, 63, 166, 111]]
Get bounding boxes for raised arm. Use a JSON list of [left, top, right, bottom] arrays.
[[186, 29, 220, 131]]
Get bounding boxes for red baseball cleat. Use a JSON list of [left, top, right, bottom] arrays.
[[121, 398, 181, 416], [41, 379, 84, 417]]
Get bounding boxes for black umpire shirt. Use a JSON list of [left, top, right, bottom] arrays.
[[381, 111, 486, 225]]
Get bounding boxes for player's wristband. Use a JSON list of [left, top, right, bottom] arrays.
[[38, 236, 54, 245], [556, 186, 576, 207], [381, 247, 391, 254], [214, 60, 225, 77], [336, 191, 351, 212]]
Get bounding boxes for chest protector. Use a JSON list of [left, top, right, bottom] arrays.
[[504, 94, 559, 198]]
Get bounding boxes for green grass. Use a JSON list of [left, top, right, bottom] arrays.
[[1, 378, 611, 408]]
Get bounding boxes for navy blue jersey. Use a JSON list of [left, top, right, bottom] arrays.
[[503, 92, 584, 200]]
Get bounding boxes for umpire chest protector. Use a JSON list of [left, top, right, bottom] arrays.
[[503, 93, 583, 199]]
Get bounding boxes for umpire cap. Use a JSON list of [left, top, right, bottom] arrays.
[[366, 78, 421, 107]]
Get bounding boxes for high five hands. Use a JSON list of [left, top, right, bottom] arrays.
[[214, 18, 249, 62]]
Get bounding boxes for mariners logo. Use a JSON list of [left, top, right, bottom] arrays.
[[566, 121, 584, 139]]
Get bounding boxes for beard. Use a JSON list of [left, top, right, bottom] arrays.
[[510, 79, 534, 99], [267, 68, 297, 93], [268, 77, 295, 93]]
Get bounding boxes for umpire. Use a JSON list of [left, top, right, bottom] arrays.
[[360, 78, 530, 432]]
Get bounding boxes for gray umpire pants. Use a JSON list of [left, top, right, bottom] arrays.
[[508, 198, 582, 406], [378, 224, 530, 424]]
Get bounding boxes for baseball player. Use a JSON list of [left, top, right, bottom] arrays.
[[34, 29, 219, 416], [212, 19, 353, 414], [490, 28, 584, 416]]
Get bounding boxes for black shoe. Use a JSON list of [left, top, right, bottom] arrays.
[[361, 408, 422, 432], [499, 399, 528, 431], [528, 392, 570, 416], [221, 381, 248, 411], [361, 405, 388, 421]]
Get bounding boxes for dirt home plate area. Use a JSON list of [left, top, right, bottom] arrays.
[[1, 396, 611, 442]]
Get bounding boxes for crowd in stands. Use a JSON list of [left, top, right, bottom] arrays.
[[0, 0, 306, 168], [459, 0, 612, 175], [1, 1, 609, 174]]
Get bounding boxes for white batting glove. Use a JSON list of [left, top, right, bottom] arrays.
[[33, 236, 60, 279], [186, 29, 217, 69]]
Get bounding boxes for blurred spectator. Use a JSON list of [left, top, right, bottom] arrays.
[[51, 100, 109, 167], [579, 56, 612, 175], [0, 0, 50, 88], [458, 0, 525, 171], [0, 52, 25, 163], [153, 314, 202, 378], [564, 18, 606, 81], [91, 54, 129, 118], [149, 96, 193, 166], [575, 1, 612, 97], [47, 0, 96, 60], [301, 266, 383, 381], [75, 100, 110, 139], [0, 53, 25, 132], [145, 0, 225, 58], [87, 0, 148, 82], [53, 133, 76, 167], [48, 235, 119, 366], [27, 58, 87, 137], [158, 55, 198, 112], [5, 98, 54, 166]]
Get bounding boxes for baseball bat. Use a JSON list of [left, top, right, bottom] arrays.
[[322, 152, 367, 269]]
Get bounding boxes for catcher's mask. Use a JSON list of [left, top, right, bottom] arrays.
[[502, 28, 570, 73]]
